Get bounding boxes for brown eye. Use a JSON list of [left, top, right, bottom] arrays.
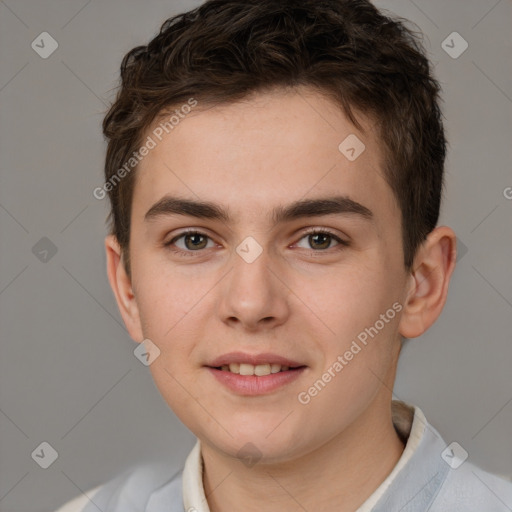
[[166, 231, 214, 253], [183, 233, 208, 250], [295, 229, 348, 251], [308, 232, 332, 250]]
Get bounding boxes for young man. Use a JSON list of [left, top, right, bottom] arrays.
[[57, 0, 512, 511]]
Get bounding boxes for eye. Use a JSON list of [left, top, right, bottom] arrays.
[[295, 228, 348, 251], [164, 228, 348, 256], [165, 230, 215, 253]]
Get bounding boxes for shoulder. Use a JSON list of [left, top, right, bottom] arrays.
[[54, 462, 183, 512], [431, 461, 512, 511], [387, 404, 512, 511]]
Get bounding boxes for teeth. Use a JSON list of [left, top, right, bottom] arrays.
[[229, 363, 240, 374], [222, 363, 292, 375], [240, 363, 255, 376], [270, 364, 281, 374], [254, 364, 271, 376]]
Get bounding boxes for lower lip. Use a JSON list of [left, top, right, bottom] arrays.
[[206, 367, 307, 395]]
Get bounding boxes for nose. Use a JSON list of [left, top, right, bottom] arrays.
[[216, 245, 291, 332]]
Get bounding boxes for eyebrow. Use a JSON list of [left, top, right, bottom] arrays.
[[144, 195, 373, 224]]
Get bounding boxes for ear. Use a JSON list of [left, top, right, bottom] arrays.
[[399, 226, 457, 339], [105, 234, 144, 342]]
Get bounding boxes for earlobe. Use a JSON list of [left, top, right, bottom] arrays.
[[105, 235, 144, 342], [398, 226, 457, 339]]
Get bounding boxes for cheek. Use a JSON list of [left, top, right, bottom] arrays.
[[309, 265, 401, 384], [132, 259, 218, 382], [133, 258, 208, 339], [313, 267, 389, 334]]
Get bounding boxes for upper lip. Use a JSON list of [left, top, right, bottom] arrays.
[[206, 351, 306, 368]]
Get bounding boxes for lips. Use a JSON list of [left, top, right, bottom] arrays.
[[206, 366, 307, 395], [205, 351, 307, 395], [206, 351, 305, 368]]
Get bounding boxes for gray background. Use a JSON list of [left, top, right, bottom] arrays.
[[0, 0, 511, 510]]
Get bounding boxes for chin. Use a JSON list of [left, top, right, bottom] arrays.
[[210, 429, 307, 465]]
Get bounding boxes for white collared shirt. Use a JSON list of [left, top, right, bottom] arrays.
[[55, 401, 512, 511]]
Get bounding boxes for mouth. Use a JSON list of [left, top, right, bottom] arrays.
[[205, 362, 307, 395], [209, 363, 307, 376], [204, 352, 308, 394]]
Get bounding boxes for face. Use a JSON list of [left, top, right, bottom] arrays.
[[113, 87, 413, 463]]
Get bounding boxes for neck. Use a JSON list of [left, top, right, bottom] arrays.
[[201, 397, 405, 512]]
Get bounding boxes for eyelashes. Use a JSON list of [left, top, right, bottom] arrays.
[[296, 228, 348, 251], [164, 227, 349, 257], [166, 230, 214, 252]]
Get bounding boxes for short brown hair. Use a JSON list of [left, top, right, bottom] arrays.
[[102, 0, 446, 275]]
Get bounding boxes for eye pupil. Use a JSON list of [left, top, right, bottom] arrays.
[[185, 233, 207, 250], [310, 233, 331, 250]]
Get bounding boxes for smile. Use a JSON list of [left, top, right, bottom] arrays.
[[206, 365, 307, 395], [215, 363, 298, 375]]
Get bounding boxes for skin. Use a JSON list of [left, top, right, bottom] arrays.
[[106, 86, 457, 512]]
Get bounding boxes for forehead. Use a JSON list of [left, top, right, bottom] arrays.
[[132, 87, 398, 227]]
